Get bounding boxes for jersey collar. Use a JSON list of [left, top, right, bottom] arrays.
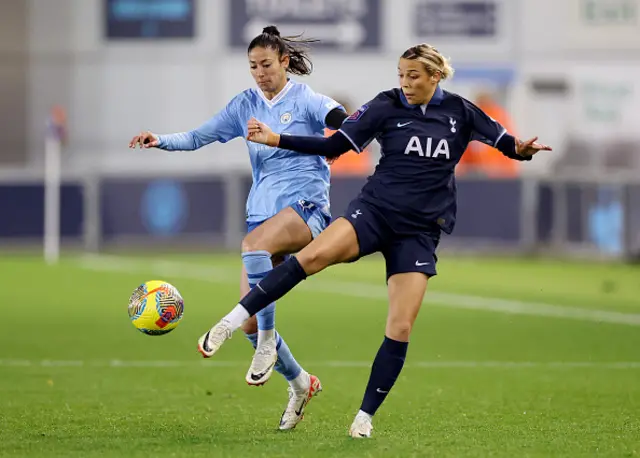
[[400, 85, 444, 109], [258, 79, 295, 108]]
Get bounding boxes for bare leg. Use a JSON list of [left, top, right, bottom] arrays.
[[350, 272, 429, 438]]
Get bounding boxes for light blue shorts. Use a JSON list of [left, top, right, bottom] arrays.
[[246, 200, 331, 239]]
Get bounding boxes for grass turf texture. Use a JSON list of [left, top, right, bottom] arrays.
[[1, 253, 639, 457]]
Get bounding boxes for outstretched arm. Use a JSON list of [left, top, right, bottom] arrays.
[[155, 117, 230, 151], [129, 102, 242, 151], [465, 99, 551, 160], [247, 118, 353, 159]]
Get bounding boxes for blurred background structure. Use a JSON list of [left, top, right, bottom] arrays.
[[2, 0, 640, 260]]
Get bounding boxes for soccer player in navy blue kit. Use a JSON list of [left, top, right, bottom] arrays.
[[199, 43, 552, 437]]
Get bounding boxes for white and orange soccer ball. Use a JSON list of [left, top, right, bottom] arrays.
[[128, 280, 184, 335]]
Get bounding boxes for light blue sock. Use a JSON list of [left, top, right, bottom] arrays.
[[273, 332, 303, 381], [242, 250, 303, 382], [245, 332, 302, 381], [242, 251, 275, 331]]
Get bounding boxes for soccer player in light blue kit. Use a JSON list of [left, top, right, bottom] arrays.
[[128, 26, 348, 430]]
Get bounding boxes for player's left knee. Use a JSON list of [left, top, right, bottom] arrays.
[[241, 232, 269, 253], [297, 248, 330, 275], [387, 316, 414, 341], [386, 318, 414, 341]]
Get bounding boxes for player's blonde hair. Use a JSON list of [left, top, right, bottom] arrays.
[[401, 44, 455, 80]]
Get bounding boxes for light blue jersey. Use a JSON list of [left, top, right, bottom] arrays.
[[156, 79, 343, 223]]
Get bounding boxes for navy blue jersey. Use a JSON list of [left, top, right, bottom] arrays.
[[337, 86, 523, 234]]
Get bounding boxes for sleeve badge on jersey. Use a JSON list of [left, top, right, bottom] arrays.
[[345, 104, 369, 122]]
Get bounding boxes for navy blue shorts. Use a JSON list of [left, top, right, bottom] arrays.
[[343, 198, 440, 279]]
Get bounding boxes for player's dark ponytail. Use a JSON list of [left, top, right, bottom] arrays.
[[248, 25, 319, 76]]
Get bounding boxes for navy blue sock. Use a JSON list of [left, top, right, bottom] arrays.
[[240, 256, 307, 316], [360, 336, 409, 416]]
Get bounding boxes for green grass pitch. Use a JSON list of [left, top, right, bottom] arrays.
[[1, 252, 639, 457]]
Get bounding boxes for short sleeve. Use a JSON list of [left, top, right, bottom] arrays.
[[305, 89, 344, 130], [337, 96, 386, 153]]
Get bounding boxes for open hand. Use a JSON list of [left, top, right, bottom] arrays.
[[129, 131, 159, 149], [247, 118, 279, 147], [516, 136, 552, 158]]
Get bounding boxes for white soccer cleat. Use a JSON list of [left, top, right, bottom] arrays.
[[245, 338, 278, 386], [349, 413, 373, 438], [197, 321, 233, 358], [279, 374, 323, 430]]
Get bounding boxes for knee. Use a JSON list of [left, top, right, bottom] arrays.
[[297, 247, 329, 275], [241, 233, 267, 254], [386, 318, 413, 341]]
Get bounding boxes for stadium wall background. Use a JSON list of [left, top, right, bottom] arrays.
[[3, 0, 639, 174], [1, 173, 639, 262], [2, 0, 640, 260]]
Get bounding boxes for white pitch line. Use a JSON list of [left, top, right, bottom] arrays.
[[77, 254, 640, 327], [2, 359, 640, 369]]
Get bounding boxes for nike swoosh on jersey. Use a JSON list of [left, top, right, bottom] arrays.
[[397, 121, 413, 127]]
